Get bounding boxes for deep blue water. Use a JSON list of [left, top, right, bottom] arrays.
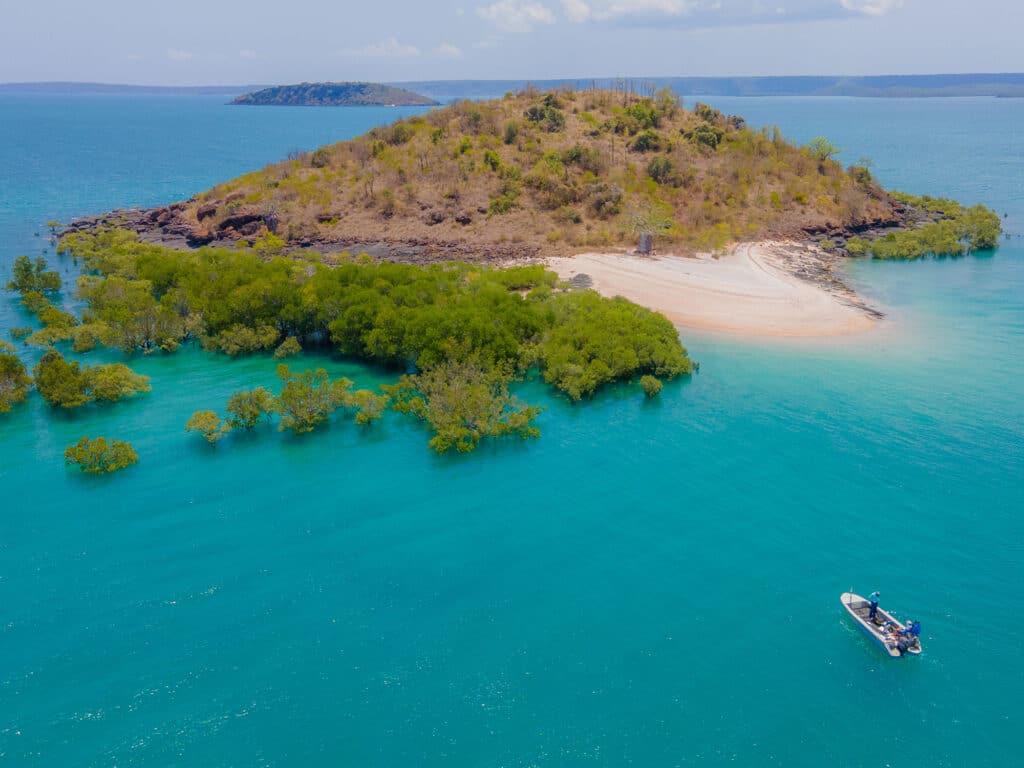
[[1, 94, 1021, 766]]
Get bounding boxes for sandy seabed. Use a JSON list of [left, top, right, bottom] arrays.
[[547, 243, 877, 337]]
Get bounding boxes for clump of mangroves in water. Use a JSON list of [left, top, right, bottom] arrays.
[[845, 193, 1001, 258], [65, 436, 139, 474], [1, 229, 693, 464]]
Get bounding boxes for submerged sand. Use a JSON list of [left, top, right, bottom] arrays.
[[546, 242, 879, 337]]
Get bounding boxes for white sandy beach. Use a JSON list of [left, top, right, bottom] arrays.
[[547, 243, 877, 337]]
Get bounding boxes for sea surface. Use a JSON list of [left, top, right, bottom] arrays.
[[0, 93, 1021, 767]]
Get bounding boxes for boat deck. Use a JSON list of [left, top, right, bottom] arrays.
[[841, 592, 921, 656]]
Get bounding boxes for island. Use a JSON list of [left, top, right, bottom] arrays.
[[230, 82, 439, 107], [7, 87, 999, 458], [68, 87, 999, 336]]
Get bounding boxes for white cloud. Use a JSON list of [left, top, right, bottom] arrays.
[[477, 0, 557, 32], [562, 0, 592, 22], [593, 0, 690, 20], [840, 0, 903, 15], [340, 37, 421, 58], [239, 49, 259, 60], [167, 48, 195, 62], [434, 42, 464, 58], [558, 0, 904, 26]]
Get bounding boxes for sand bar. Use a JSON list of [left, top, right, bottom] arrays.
[[546, 243, 878, 337]]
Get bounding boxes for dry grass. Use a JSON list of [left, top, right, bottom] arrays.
[[186, 87, 900, 256]]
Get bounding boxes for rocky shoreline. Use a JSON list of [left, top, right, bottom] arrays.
[[61, 205, 542, 266], [63, 198, 918, 264], [754, 241, 885, 319]]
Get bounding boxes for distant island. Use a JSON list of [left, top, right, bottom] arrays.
[[230, 82, 439, 107]]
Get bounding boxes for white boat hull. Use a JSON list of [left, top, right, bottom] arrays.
[[841, 592, 921, 657]]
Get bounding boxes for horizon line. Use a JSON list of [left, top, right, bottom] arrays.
[[4, 72, 1024, 89]]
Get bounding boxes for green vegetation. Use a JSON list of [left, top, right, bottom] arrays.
[[274, 365, 352, 434], [61, 228, 692, 452], [6, 255, 61, 294], [226, 387, 276, 428], [385, 360, 540, 453], [540, 291, 688, 400], [230, 82, 438, 107], [807, 137, 841, 162], [185, 410, 231, 444], [64, 436, 138, 474], [640, 375, 663, 398], [32, 350, 150, 409], [185, 368, 386, 444], [847, 194, 1002, 259], [274, 336, 302, 359], [0, 341, 31, 413]]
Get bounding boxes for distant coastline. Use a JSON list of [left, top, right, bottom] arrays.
[[396, 74, 1024, 102], [0, 82, 261, 97], [4, 73, 1024, 101]]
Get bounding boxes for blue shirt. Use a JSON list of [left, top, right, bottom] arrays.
[[868, 592, 881, 604]]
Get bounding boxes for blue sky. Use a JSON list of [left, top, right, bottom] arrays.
[[2, 0, 1021, 85]]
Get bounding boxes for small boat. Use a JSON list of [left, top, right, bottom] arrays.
[[841, 592, 922, 657]]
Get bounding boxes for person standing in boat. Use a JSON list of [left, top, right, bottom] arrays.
[[867, 591, 881, 621]]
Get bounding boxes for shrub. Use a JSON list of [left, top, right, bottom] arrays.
[[845, 237, 870, 256], [694, 102, 724, 124], [226, 387, 276, 428], [647, 156, 678, 186], [186, 410, 231, 444], [562, 144, 603, 174], [688, 123, 724, 150], [310, 148, 330, 168], [588, 183, 623, 219], [503, 121, 519, 145], [631, 130, 661, 153], [625, 100, 659, 129], [555, 206, 582, 224], [65, 436, 138, 474], [388, 122, 415, 146], [640, 375, 663, 398], [33, 350, 150, 409], [489, 192, 518, 215], [848, 164, 873, 186], [6, 255, 61, 295], [525, 104, 565, 132], [483, 149, 502, 172], [274, 336, 302, 359], [385, 360, 541, 454], [0, 341, 31, 413]]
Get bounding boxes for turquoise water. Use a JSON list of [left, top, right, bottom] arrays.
[[1, 94, 1021, 766]]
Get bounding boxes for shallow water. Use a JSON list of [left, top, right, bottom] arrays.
[[1, 94, 1021, 766]]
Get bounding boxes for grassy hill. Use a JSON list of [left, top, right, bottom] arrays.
[[140, 87, 908, 257], [230, 82, 438, 107]]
